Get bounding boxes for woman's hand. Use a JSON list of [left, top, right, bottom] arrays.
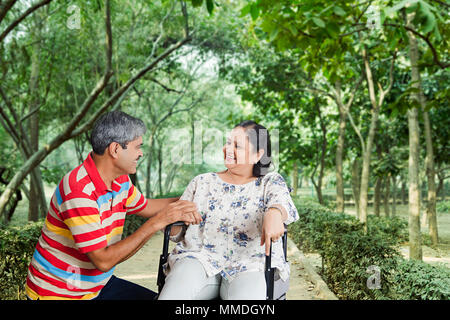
[[261, 207, 285, 256]]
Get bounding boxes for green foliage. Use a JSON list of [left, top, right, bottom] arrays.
[[41, 166, 69, 185], [0, 221, 43, 300], [288, 198, 360, 253], [122, 214, 146, 239], [436, 200, 450, 214], [321, 230, 399, 300], [392, 259, 450, 300], [367, 215, 409, 245], [289, 198, 449, 300]]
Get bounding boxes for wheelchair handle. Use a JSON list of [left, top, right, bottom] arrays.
[[162, 221, 185, 257]]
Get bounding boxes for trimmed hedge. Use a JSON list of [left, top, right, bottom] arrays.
[[392, 259, 450, 300], [288, 198, 450, 300], [2, 198, 448, 300], [0, 221, 43, 300]]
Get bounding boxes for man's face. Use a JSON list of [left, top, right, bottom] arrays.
[[115, 136, 143, 175]]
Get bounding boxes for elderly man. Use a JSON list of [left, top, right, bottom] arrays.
[[25, 111, 202, 300]]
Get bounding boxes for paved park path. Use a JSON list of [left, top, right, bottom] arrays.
[[114, 231, 337, 300]]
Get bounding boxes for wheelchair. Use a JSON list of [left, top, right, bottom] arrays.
[[156, 221, 289, 300]]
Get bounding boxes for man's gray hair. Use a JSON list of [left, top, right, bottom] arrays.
[[90, 111, 147, 155]]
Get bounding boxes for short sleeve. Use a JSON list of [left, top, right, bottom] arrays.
[[125, 176, 148, 215], [169, 175, 199, 242], [179, 175, 198, 202], [58, 189, 107, 254], [263, 173, 299, 225]]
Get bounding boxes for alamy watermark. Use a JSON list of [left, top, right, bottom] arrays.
[[366, 4, 382, 32], [66, 265, 81, 290], [165, 121, 280, 169], [366, 265, 381, 290], [67, 5, 81, 30]]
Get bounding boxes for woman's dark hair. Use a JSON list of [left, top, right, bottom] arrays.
[[234, 120, 272, 177]]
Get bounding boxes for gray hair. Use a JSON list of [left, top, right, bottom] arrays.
[[90, 111, 147, 155]]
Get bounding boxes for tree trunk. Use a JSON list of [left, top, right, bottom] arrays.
[[335, 100, 347, 213], [401, 179, 407, 205], [310, 173, 323, 205], [28, 21, 48, 221], [374, 143, 382, 217], [145, 153, 152, 198], [317, 100, 327, 205], [436, 170, 444, 199], [383, 174, 391, 218], [158, 146, 163, 196], [423, 111, 438, 245], [333, 77, 363, 214], [374, 177, 382, 217], [358, 108, 380, 233], [391, 175, 397, 217], [292, 160, 298, 196], [310, 98, 327, 205], [406, 12, 423, 260], [358, 47, 387, 233], [351, 158, 361, 219], [164, 164, 180, 194], [407, 106, 423, 261], [145, 129, 156, 198]]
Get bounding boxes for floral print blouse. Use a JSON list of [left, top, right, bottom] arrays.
[[164, 171, 299, 282]]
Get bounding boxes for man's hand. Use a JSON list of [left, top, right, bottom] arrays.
[[154, 200, 202, 230], [260, 207, 285, 256], [86, 200, 202, 272], [136, 196, 180, 218]]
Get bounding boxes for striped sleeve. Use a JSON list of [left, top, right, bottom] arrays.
[[58, 188, 107, 254], [125, 176, 148, 215]]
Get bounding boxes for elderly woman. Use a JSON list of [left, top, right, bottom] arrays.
[[158, 120, 299, 300]]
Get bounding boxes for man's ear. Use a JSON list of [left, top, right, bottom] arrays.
[[108, 142, 120, 159], [256, 149, 265, 163]]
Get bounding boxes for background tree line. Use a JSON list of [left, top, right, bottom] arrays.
[[0, 0, 448, 266]]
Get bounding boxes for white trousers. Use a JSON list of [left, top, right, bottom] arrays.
[[158, 258, 266, 300]]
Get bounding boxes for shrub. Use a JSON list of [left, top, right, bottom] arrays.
[[367, 215, 408, 245], [436, 200, 450, 214], [321, 230, 400, 300], [392, 259, 450, 300], [288, 198, 449, 300], [0, 221, 43, 300], [288, 198, 360, 253]]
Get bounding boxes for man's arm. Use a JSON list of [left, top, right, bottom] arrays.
[[87, 200, 201, 272], [135, 196, 180, 218], [86, 214, 162, 272]]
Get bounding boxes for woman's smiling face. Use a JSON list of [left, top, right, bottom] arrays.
[[222, 127, 264, 171]]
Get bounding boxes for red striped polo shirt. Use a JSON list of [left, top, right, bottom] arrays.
[[25, 152, 148, 300]]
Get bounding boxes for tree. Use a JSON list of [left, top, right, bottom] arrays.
[[383, 0, 449, 255], [0, 0, 197, 220], [406, 10, 425, 260]]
